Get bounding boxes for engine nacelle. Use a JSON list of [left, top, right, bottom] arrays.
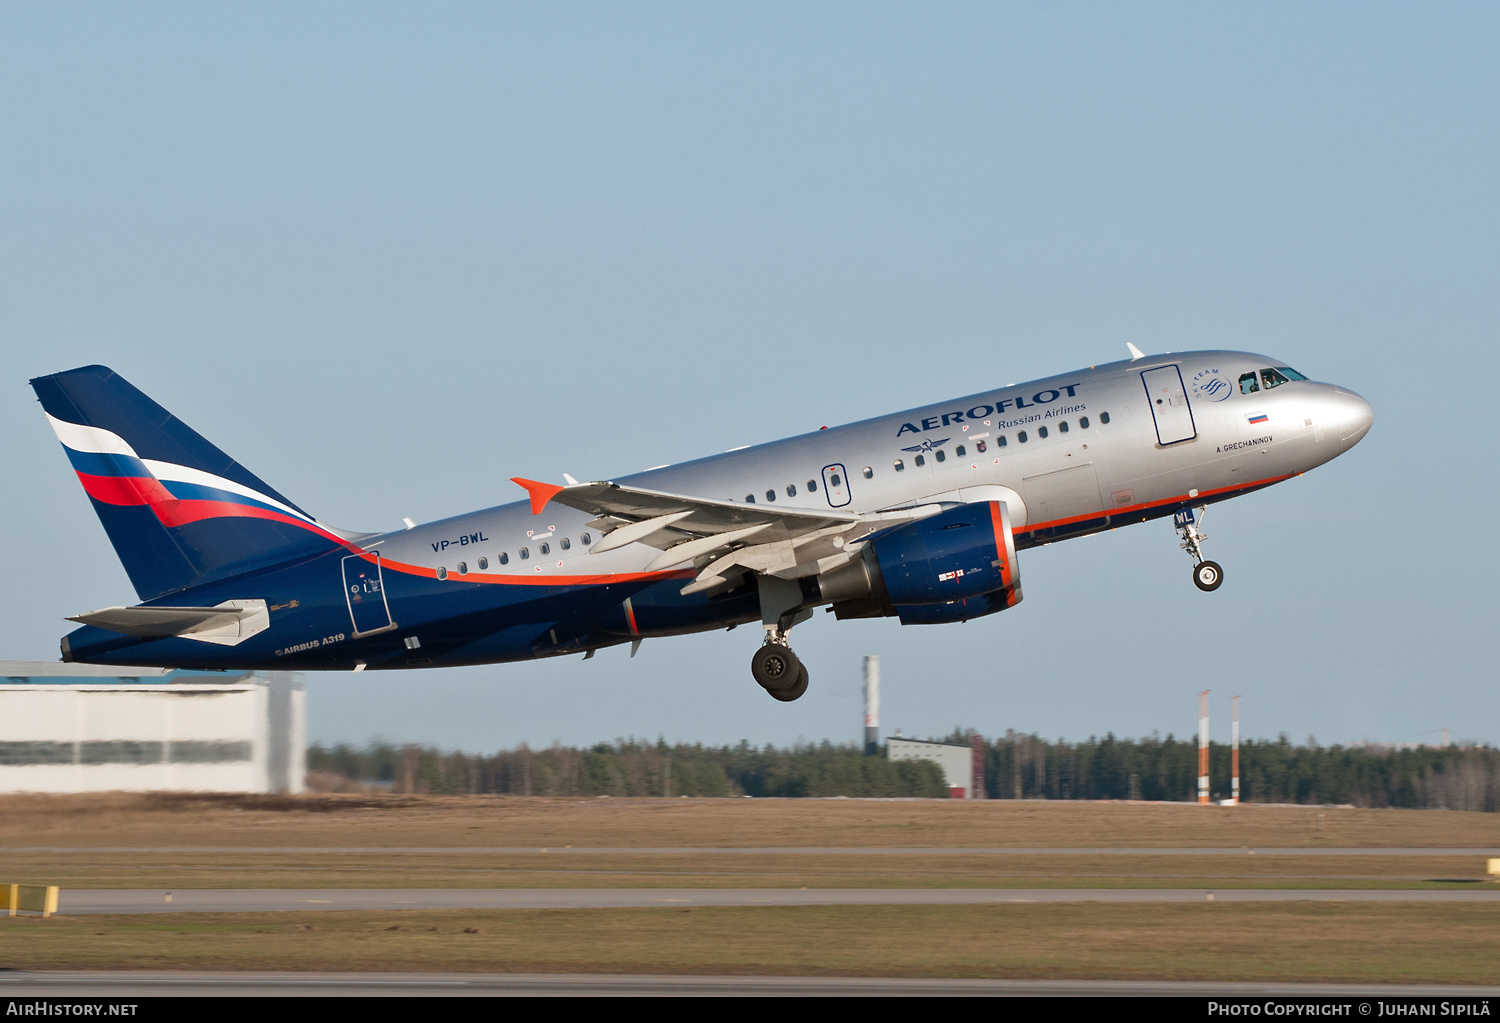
[[818, 500, 1022, 623]]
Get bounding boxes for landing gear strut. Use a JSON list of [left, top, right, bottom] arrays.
[[1175, 505, 1224, 592]]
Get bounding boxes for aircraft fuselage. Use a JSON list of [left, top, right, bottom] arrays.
[[53, 349, 1372, 671]]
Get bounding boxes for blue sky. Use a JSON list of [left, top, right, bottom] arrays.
[[2, 3, 1496, 751]]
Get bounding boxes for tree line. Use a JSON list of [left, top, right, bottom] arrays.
[[308, 738, 949, 799], [307, 732, 1499, 810], [980, 730, 1498, 810]]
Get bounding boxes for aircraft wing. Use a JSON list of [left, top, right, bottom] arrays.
[[512, 477, 940, 595]]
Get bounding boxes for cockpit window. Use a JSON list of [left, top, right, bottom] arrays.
[[1261, 367, 1291, 389], [1239, 372, 1260, 394], [1276, 366, 1307, 380]]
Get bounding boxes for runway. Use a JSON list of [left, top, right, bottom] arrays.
[[55, 886, 1500, 913], [2, 971, 1499, 997]]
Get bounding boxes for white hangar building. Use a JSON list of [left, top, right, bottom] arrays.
[[0, 662, 305, 794], [888, 736, 983, 799]]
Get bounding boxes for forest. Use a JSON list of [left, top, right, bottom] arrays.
[[308, 732, 1498, 810]]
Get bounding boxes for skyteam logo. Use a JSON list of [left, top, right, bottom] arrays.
[[1191, 368, 1232, 402]]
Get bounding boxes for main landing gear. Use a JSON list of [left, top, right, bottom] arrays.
[[751, 635, 809, 703], [1175, 505, 1224, 592], [752, 575, 812, 702]]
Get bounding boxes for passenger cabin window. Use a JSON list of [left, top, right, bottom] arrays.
[[745, 494, 755, 503], [954, 445, 965, 457], [580, 532, 591, 545], [1261, 367, 1292, 389], [478, 557, 488, 570], [1058, 420, 1069, 434], [807, 479, 818, 492], [1100, 412, 1111, 424], [540, 542, 551, 555], [499, 552, 510, 565], [458, 562, 468, 575], [519, 547, 529, 560], [559, 537, 570, 551], [436, 566, 448, 580], [1038, 426, 1048, 439], [997, 435, 1007, 448], [830, 472, 842, 487], [914, 455, 925, 467], [1239, 372, 1260, 394], [893, 459, 905, 472], [765, 490, 776, 502], [976, 439, 987, 452], [786, 484, 797, 497], [1080, 416, 1090, 428], [934, 449, 946, 463], [862, 466, 873, 479], [1018, 430, 1028, 443]]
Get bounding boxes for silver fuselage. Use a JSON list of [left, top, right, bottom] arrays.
[[376, 349, 1372, 577]]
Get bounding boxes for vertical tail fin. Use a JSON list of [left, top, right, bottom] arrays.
[[32, 365, 352, 600]]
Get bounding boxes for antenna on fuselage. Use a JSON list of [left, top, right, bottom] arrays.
[[1126, 343, 1146, 361]]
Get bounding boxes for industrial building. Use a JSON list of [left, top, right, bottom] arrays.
[[0, 662, 304, 794], [888, 736, 984, 799]]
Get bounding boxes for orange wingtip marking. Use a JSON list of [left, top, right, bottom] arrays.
[[510, 477, 566, 515]]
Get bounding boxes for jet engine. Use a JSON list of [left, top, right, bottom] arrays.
[[815, 500, 1023, 624]]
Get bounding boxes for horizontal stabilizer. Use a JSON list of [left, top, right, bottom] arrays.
[[67, 599, 270, 647]]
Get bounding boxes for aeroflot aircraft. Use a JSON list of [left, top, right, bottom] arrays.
[[32, 348, 1371, 701]]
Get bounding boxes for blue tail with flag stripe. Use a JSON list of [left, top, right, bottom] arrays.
[[32, 365, 352, 601]]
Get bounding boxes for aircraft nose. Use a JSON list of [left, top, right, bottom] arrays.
[[1328, 387, 1373, 451]]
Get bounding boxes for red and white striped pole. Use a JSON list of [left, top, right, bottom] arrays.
[[1198, 690, 1210, 805], [1231, 695, 1240, 806]]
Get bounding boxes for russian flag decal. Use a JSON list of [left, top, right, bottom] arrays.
[[1247, 412, 1269, 425]]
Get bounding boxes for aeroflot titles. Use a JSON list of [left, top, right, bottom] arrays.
[[895, 383, 1082, 437]]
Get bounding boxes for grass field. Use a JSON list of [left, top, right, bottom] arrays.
[[2, 793, 1496, 980], [3, 792, 1495, 891], [4, 791, 1498, 850], [4, 904, 1499, 983]]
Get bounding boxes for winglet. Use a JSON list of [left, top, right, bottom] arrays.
[[510, 477, 566, 515], [1126, 343, 1146, 361]]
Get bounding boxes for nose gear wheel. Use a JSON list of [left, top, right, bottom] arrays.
[[1193, 560, 1224, 591], [1175, 504, 1225, 592]]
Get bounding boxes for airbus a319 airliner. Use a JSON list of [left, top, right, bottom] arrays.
[[32, 347, 1371, 701]]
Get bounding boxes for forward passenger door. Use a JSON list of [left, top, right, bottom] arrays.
[[1140, 365, 1197, 445]]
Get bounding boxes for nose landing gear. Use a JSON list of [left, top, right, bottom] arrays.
[[1175, 505, 1224, 592]]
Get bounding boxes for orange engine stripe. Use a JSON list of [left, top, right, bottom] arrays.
[[987, 500, 1009, 584]]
